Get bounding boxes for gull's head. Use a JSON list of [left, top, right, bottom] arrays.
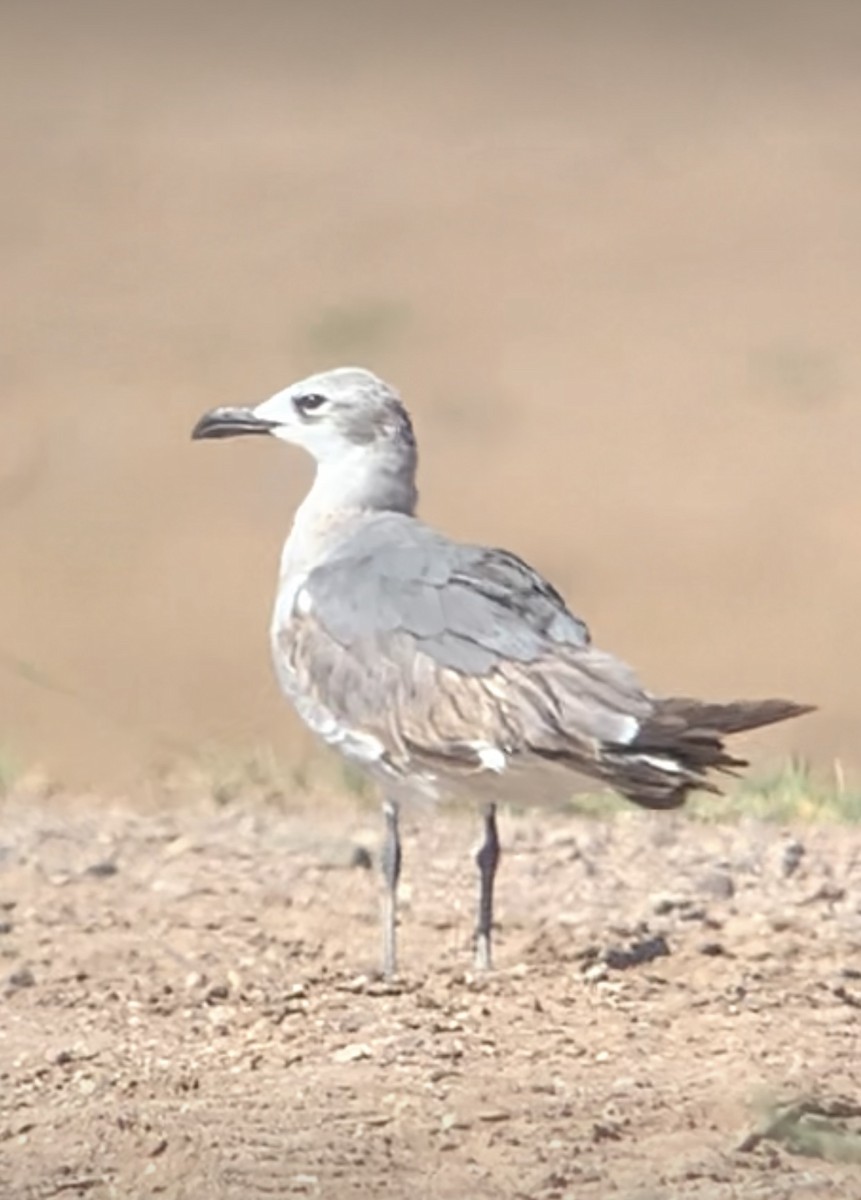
[[191, 367, 415, 468]]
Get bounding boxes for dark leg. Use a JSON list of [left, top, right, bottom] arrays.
[[475, 802, 501, 970], [380, 797, 401, 978]]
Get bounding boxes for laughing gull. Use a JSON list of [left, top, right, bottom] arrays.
[[192, 367, 813, 976]]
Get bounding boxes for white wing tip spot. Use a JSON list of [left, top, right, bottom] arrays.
[[474, 743, 507, 773], [634, 753, 682, 774], [618, 715, 640, 744], [339, 728, 386, 763]]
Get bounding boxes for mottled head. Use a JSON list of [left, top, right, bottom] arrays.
[[192, 367, 419, 514]]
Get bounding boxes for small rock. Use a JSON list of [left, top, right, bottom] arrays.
[[206, 1004, 233, 1031], [800, 882, 845, 906], [651, 893, 685, 916], [85, 860, 118, 879], [592, 1120, 623, 1142], [604, 934, 670, 971], [677, 905, 709, 923], [768, 914, 797, 933], [696, 870, 735, 900], [583, 962, 609, 983], [699, 941, 727, 957], [349, 845, 373, 871], [337, 975, 370, 994], [332, 1042, 373, 1064], [781, 839, 805, 877], [6, 966, 35, 990], [313, 838, 374, 871], [833, 984, 861, 1010], [163, 835, 195, 860], [291, 1175, 319, 1190]]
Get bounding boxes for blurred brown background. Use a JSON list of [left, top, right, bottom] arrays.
[[1, 0, 858, 786]]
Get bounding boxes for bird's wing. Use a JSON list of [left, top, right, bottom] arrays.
[[275, 514, 652, 773], [301, 514, 591, 667]]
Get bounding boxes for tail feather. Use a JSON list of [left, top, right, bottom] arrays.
[[651, 696, 815, 737], [603, 695, 815, 811]]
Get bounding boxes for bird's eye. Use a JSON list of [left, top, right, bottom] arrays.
[[294, 393, 328, 416]]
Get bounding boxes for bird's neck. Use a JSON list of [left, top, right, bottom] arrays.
[[281, 445, 418, 579]]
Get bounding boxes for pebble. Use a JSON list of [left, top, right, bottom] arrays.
[[6, 966, 35, 990], [84, 860, 118, 879], [696, 869, 735, 900], [604, 934, 670, 970], [699, 941, 727, 957], [312, 838, 373, 871], [651, 893, 686, 915], [331, 1042, 373, 1064], [781, 839, 805, 877], [290, 1175, 319, 1190], [583, 962, 609, 983]]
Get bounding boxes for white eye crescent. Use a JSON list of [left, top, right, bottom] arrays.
[[294, 393, 328, 416]]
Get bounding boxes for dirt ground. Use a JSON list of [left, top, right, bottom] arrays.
[[2, 788, 861, 1200], [3, 5, 861, 1198]]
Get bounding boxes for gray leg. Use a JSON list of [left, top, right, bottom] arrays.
[[380, 797, 401, 978], [475, 802, 500, 970]]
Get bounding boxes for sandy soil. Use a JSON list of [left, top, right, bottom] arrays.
[[2, 789, 861, 1199], [3, 7, 861, 1198]]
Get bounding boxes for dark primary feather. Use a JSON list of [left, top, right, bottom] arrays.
[[596, 695, 816, 809]]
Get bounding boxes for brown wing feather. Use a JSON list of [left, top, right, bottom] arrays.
[[277, 613, 652, 780], [277, 611, 813, 808]]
